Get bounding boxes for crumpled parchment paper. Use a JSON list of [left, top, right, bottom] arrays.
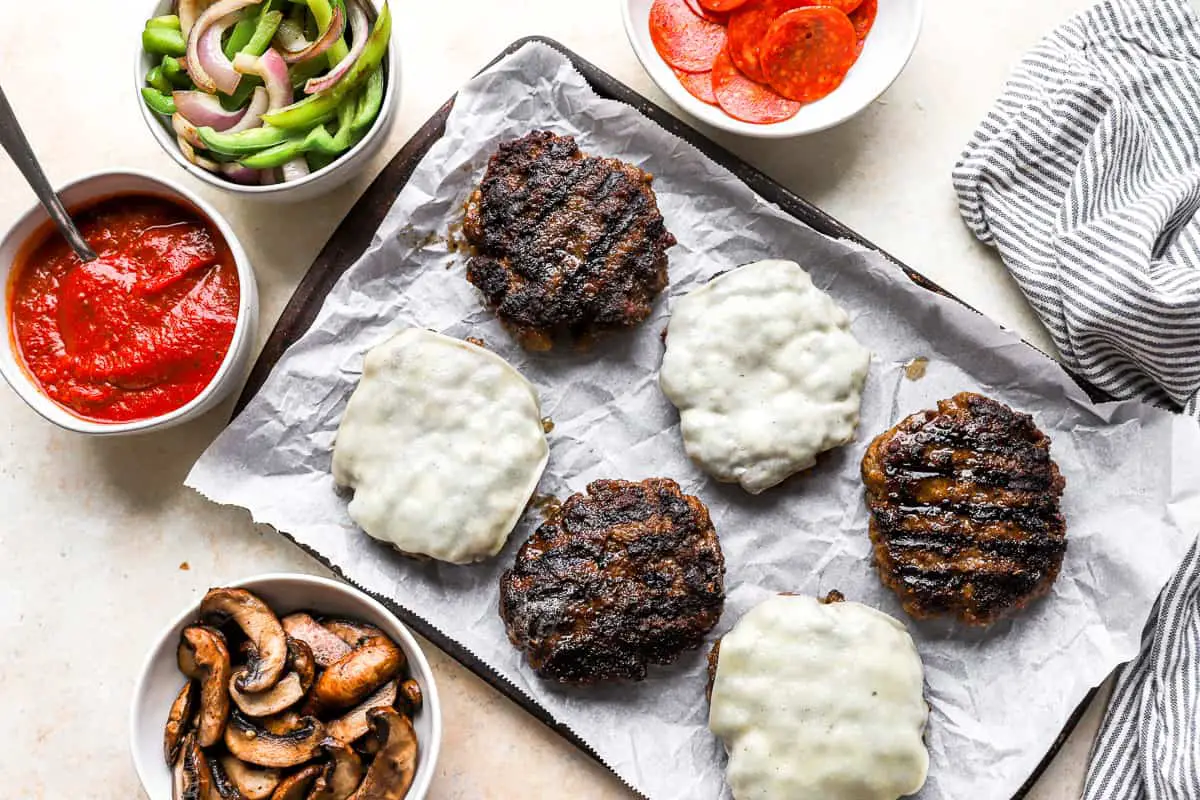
[[187, 42, 1200, 800]]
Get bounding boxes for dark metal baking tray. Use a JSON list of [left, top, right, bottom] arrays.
[[233, 36, 1104, 800]]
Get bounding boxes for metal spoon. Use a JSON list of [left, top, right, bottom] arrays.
[[0, 84, 97, 262]]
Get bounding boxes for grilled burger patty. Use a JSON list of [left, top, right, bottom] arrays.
[[463, 131, 675, 350], [499, 478, 725, 684], [861, 392, 1067, 625]]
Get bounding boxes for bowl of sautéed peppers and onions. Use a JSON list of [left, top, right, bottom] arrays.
[[0, 170, 258, 435], [136, 0, 397, 200]]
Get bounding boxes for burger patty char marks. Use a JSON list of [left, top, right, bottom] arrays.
[[499, 478, 725, 684], [463, 131, 675, 350], [861, 392, 1067, 626]]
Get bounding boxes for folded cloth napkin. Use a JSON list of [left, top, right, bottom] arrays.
[[952, 0, 1200, 797]]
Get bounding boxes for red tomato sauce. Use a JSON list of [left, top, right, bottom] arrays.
[[7, 194, 240, 423]]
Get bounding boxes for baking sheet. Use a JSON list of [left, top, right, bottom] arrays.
[[187, 42, 1200, 800]]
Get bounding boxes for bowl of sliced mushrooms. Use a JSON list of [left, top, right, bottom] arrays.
[[130, 574, 441, 799]]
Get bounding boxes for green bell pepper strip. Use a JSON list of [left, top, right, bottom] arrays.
[[261, 1, 389, 131], [146, 14, 181, 30], [307, 78, 367, 171], [306, 150, 336, 171], [259, 82, 337, 131], [142, 26, 186, 57], [198, 124, 293, 155], [289, 57, 326, 90], [327, 90, 357, 150], [241, 99, 366, 170], [203, 149, 241, 164], [141, 88, 177, 116], [161, 56, 192, 89], [199, 102, 336, 155], [221, 78, 261, 111], [219, 11, 284, 111], [348, 65, 384, 139], [307, 125, 347, 156], [291, 0, 349, 65], [239, 125, 340, 169], [244, 9, 284, 56], [222, 17, 257, 59], [146, 66, 173, 94]]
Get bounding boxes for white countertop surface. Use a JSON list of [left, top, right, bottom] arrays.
[[0, 0, 1113, 797]]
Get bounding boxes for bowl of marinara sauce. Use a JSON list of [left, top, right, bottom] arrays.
[[0, 170, 258, 434]]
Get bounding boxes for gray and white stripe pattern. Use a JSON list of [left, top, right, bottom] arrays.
[[1083, 541, 1200, 799], [952, 0, 1200, 796]]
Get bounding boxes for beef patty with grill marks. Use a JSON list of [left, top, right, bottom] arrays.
[[499, 478, 725, 684], [861, 392, 1067, 626], [463, 131, 676, 350]]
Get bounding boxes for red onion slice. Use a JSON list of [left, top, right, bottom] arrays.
[[221, 163, 263, 184], [178, 0, 204, 36], [280, 2, 345, 64], [172, 91, 249, 131], [192, 13, 241, 94], [232, 48, 293, 110], [223, 86, 270, 134], [178, 138, 221, 173], [187, 0, 263, 94], [304, 0, 369, 95], [172, 113, 205, 149], [274, 18, 309, 53], [281, 157, 311, 182]]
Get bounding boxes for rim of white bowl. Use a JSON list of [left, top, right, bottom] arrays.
[[128, 572, 443, 800], [620, 0, 924, 138], [0, 168, 256, 435], [133, 2, 399, 196]]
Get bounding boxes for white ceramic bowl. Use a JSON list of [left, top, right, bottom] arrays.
[[135, 0, 399, 202], [0, 169, 258, 435], [130, 573, 442, 800], [622, 0, 923, 137]]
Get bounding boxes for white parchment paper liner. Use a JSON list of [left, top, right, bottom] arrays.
[[187, 43, 1200, 800]]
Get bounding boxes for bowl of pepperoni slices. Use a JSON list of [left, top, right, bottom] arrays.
[[622, 0, 922, 136]]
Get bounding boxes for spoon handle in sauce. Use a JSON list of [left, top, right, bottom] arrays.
[[0, 84, 98, 262]]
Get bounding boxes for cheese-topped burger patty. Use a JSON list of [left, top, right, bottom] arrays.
[[499, 478, 725, 684], [332, 329, 549, 564], [708, 594, 929, 800], [463, 131, 676, 350], [660, 259, 871, 494], [861, 392, 1067, 625]]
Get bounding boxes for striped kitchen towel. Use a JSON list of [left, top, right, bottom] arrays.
[[952, 0, 1200, 797]]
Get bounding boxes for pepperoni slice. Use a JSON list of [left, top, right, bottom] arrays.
[[849, 0, 877, 50], [821, 0, 863, 12], [760, 7, 857, 103], [650, 0, 729, 74], [712, 47, 802, 124], [674, 67, 718, 104], [727, 0, 813, 84], [699, 0, 751, 10], [685, 0, 728, 23]]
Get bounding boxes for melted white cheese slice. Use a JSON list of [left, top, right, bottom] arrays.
[[660, 259, 870, 494], [332, 329, 549, 564], [709, 595, 929, 800]]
